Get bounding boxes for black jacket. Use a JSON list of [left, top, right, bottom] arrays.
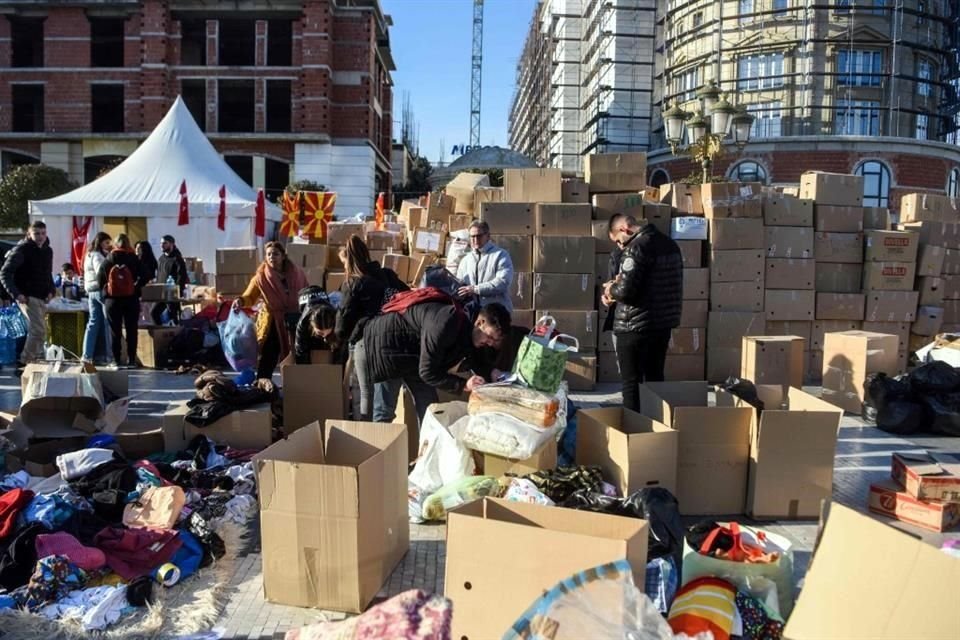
[[97, 249, 149, 299], [294, 305, 347, 364], [602, 246, 623, 333], [361, 301, 474, 393], [156, 248, 188, 288], [336, 261, 408, 344], [610, 224, 683, 336], [0, 237, 55, 300]]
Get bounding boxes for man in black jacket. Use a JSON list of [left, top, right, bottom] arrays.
[[151, 235, 188, 325], [0, 221, 55, 364], [604, 214, 682, 411]]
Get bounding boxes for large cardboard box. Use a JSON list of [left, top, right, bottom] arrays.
[[665, 182, 704, 215], [533, 237, 595, 274], [710, 249, 764, 283], [577, 407, 678, 496], [864, 230, 919, 263], [563, 353, 597, 391], [444, 172, 488, 215], [325, 271, 346, 293], [591, 192, 644, 221], [710, 282, 764, 312], [720, 385, 841, 518], [411, 227, 446, 255], [140, 283, 168, 302], [254, 421, 408, 613], [912, 306, 945, 336], [709, 218, 765, 250], [535, 309, 598, 352], [707, 347, 742, 383], [765, 226, 814, 259], [286, 243, 329, 270], [473, 186, 503, 218], [163, 401, 272, 452], [900, 192, 955, 222], [860, 321, 910, 347], [798, 171, 864, 206], [942, 247, 960, 275], [672, 216, 708, 241], [216, 247, 259, 274], [584, 152, 647, 193], [5, 436, 87, 477], [683, 268, 710, 300], [491, 234, 533, 272], [637, 382, 752, 515], [765, 290, 816, 322], [136, 326, 182, 369], [535, 203, 592, 236], [814, 232, 864, 263], [668, 327, 705, 356], [862, 261, 917, 291], [811, 320, 862, 350], [815, 262, 862, 292], [533, 273, 594, 309], [766, 320, 813, 343], [281, 358, 345, 436], [18, 364, 107, 437], [327, 222, 367, 246], [814, 205, 864, 232], [504, 168, 562, 203], [665, 354, 706, 381], [482, 438, 557, 478], [765, 258, 815, 290], [864, 291, 919, 323], [863, 206, 890, 231], [561, 178, 590, 204], [708, 312, 767, 348], [480, 203, 534, 235], [816, 292, 865, 320], [510, 271, 533, 310], [916, 244, 945, 277], [784, 503, 960, 639], [677, 240, 703, 268], [591, 221, 617, 253], [212, 274, 249, 295], [700, 182, 762, 218], [900, 220, 960, 249], [945, 274, 960, 299], [642, 203, 672, 237], [822, 331, 900, 413], [445, 498, 648, 640], [382, 254, 415, 284], [680, 299, 709, 327], [945, 300, 960, 324], [891, 451, 960, 503], [598, 350, 619, 382], [762, 195, 814, 227], [869, 480, 960, 532], [741, 335, 806, 387]]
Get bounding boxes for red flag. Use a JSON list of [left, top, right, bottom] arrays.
[[218, 185, 226, 231], [375, 192, 385, 230], [255, 189, 265, 238], [71, 216, 92, 274], [178, 180, 189, 226]]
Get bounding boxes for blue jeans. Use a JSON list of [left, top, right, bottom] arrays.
[[82, 290, 112, 362], [374, 376, 438, 425]]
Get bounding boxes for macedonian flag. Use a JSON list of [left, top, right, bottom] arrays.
[[280, 191, 301, 238], [301, 191, 337, 239]]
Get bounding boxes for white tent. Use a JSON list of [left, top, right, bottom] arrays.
[[30, 96, 282, 273]]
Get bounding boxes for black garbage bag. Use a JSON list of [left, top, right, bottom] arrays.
[[909, 361, 960, 394], [875, 400, 925, 436], [718, 376, 764, 412], [862, 372, 910, 422], [922, 392, 960, 436]]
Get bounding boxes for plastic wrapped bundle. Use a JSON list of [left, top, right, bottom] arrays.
[[421, 476, 500, 521], [451, 412, 561, 460], [467, 383, 564, 428]]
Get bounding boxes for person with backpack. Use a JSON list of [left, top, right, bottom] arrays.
[[81, 232, 113, 365], [97, 234, 149, 368], [352, 290, 510, 422], [336, 235, 408, 345], [150, 235, 188, 325], [0, 220, 56, 366]]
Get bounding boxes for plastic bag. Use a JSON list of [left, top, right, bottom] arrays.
[[445, 229, 470, 275], [421, 476, 499, 521], [420, 264, 461, 295], [218, 309, 258, 373], [408, 402, 474, 494], [503, 478, 554, 506], [408, 481, 426, 524], [719, 376, 764, 412], [468, 383, 564, 428], [909, 361, 960, 394], [451, 412, 561, 459], [0, 305, 27, 339], [922, 392, 960, 436]]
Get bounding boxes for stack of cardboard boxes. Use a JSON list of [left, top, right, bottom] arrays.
[[861, 230, 920, 372], [869, 451, 960, 532], [213, 247, 259, 297]]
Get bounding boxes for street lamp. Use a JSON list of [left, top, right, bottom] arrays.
[[662, 83, 755, 183]]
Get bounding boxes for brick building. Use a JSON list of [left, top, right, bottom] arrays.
[[0, 0, 394, 217]]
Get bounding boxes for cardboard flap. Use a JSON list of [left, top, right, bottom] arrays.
[[325, 421, 406, 464], [895, 451, 960, 477]]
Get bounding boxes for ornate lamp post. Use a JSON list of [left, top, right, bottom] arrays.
[[663, 80, 755, 184]]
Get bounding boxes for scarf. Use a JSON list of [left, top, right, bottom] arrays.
[[253, 260, 308, 361]]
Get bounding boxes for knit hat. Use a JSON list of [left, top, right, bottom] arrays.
[[35, 532, 106, 571]]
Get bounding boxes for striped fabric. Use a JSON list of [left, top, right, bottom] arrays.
[[668, 576, 738, 640]]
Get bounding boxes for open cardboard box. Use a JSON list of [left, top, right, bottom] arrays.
[[279, 353, 345, 436], [18, 364, 130, 439], [162, 400, 272, 452]]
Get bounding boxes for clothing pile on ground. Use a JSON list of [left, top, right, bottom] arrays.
[[185, 370, 279, 428], [863, 360, 960, 436], [0, 432, 258, 632]]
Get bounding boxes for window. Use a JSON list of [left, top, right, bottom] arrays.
[[91, 84, 124, 132], [265, 158, 290, 203], [649, 168, 670, 188], [219, 19, 256, 66], [738, 53, 785, 91], [728, 161, 768, 184], [837, 50, 883, 87], [673, 67, 700, 102], [918, 59, 933, 97], [90, 18, 125, 67], [739, 0, 754, 23], [948, 167, 960, 198], [916, 113, 928, 140], [747, 101, 783, 138], [266, 80, 292, 132], [835, 99, 880, 135], [918, 0, 926, 24], [9, 17, 44, 68], [11, 84, 44, 132], [83, 155, 124, 184], [855, 160, 891, 207], [181, 79, 207, 131], [774, 0, 788, 15], [180, 19, 207, 65], [225, 155, 253, 187], [218, 80, 255, 132], [267, 20, 293, 66], [692, 12, 704, 27]]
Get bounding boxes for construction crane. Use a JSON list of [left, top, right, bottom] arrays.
[[470, 0, 484, 149]]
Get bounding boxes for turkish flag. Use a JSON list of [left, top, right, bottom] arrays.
[[218, 185, 226, 230], [255, 189, 265, 237], [71, 216, 92, 274], [178, 180, 189, 226]]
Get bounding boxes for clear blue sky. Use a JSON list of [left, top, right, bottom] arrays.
[[382, 0, 538, 165]]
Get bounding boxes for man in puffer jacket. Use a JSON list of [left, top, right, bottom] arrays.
[[0, 221, 55, 364], [151, 235, 188, 325], [604, 214, 682, 411]]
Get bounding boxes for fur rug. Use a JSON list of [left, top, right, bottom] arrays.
[[0, 518, 250, 640]]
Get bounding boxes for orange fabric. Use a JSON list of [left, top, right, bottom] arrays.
[[246, 261, 308, 360]]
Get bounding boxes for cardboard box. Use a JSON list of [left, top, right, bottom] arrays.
[[162, 400, 272, 452], [577, 407, 678, 496], [411, 227, 446, 255], [710, 282, 764, 312], [599, 329, 615, 352], [533, 273, 594, 309], [212, 274, 249, 295], [765, 290, 816, 322], [700, 182, 762, 218], [766, 320, 813, 343], [865, 230, 919, 263], [665, 354, 706, 381], [862, 261, 917, 291], [671, 216, 708, 241], [598, 350, 620, 382], [492, 235, 533, 273], [140, 283, 167, 302], [708, 312, 767, 348], [326, 222, 366, 247], [724, 385, 841, 519], [814, 232, 864, 263], [807, 349, 823, 383], [741, 335, 806, 387], [18, 364, 107, 436], [504, 168, 562, 203], [535, 309, 598, 352], [900, 220, 960, 249], [482, 438, 557, 478], [382, 254, 415, 284], [680, 299, 709, 327], [943, 248, 960, 275], [710, 249, 764, 283], [325, 271, 346, 293], [798, 171, 864, 206], [286, 243, 329, 270], [707, 347, 742, 383], [281, 358, 345, 436], [5, 436, 87, 477], [710, 218, 765, 250], [677, 240, 703, 268], [510, 272, 533, 310], [864, 291, 919, 323], [447, 214, 473, 233], [564, 353, 597, 391], [591, 192, 644, 220], [822, 331, 900, 413], [916, 244, 945, 277], [665, 182, 704, 214], [815, 262, 862, 293], [762, 195, 814, 227], [480, 202, 534, 235], [584, 152, 647, 193], [814, 205, 865, 232], [816, 293, 866, 320], [860, 321, 910, 347], [444, 172, 487, 215], [473, 186, 503, 218], [668, 327, 705, 356], [765, 226, 814, 259], [216, 247, 259, 274], [891, 451, 960, 503], [254, 421, 408, 613], [591, 221, 617, 253], [912, 306, 945, 336], [533, 237, 595, 274], [900, 192, 960, 223], [945, 274, 960, 299], [683, 268, 709, 300], [136, 326, 182, 369], [445, 498, 648, 640], [642, 203, 673, 237], [765, 258, 815, 289], [869, 480, 960, 532], [637, 382, 752, 515], [365, 230, 403, 252], [561, 178, 590, 203], [535, 203, 592, 236], [945, 300, 960, 323], [512, 308, 535, 330], [811, 320, 862, 350], [863, 206, 890, 230]]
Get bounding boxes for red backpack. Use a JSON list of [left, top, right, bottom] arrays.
[[106, 263, 135, 297], [380, 287, 455, 314]]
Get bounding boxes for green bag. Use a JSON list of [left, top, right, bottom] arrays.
[[512, 315, 579, 394]]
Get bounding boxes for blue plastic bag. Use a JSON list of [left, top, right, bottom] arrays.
[[217, 309, 258, 373]]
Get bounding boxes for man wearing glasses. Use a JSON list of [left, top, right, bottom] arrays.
[[456, 220, 515, 312]]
